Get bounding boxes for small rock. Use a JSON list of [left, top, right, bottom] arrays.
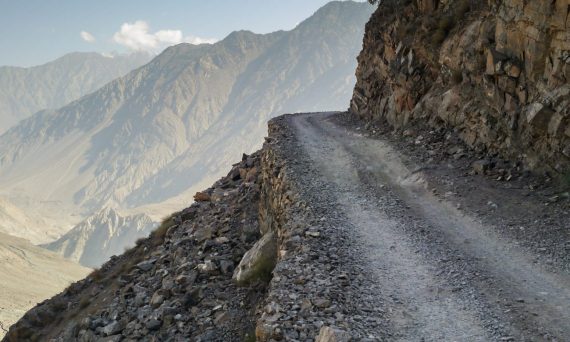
[[472, 159, 491, 174], [194, 192, 211, 202], [305, 230, 321, 238], [314, 298, 331, 309], [197, 260, 218, 274], [150, 292, 165, 308], [102, 320, 123, 336], [215, 236, 230, 244], [219, 260, 234, 275], [145, 318, 162, 331], [136, 259, 156, 272]]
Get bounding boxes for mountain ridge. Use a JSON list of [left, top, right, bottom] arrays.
[[0, 1, 374, 244], [0, 51, 151, 133]]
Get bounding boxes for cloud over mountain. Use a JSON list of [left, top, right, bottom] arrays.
[[112, 20, 216, 51]]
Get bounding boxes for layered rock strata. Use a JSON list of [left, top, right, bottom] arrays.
[[350, 0, 570, 173]]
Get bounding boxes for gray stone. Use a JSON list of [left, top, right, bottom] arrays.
[[150, 292, 165, 308], [316, 326, 351, 342], [102, 320, 123, 336], [197, 260, 218, 274], [145, 318, 162, 331], [233, 231, 277, 285], [136, 259, 156, 272], [219, 260, 234, 275], [472, 160, 491, 174]]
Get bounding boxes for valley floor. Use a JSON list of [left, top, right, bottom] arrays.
[[288, 112, 570, 341]]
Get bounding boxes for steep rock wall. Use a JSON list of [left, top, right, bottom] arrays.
[[351, 0, 570, 173]]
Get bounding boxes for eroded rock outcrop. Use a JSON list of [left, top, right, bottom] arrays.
[[351, 0, 570, 173]]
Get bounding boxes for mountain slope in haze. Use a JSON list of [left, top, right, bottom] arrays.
[[0, 196, 56, 244], [0, 232, 90, 339], [0, 52, 151, 133], [0, 1, 374, 245], [42, 208, 156, 268], [129, 1, 375, 206]]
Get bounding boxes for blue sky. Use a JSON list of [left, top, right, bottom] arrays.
[[0, 0, 366, 67]]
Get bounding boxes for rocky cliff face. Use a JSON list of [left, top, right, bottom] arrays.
[[350, 0, 570, 173]]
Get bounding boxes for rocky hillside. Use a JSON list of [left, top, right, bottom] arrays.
[[3, 153, 265, 341], [3, 115, 367, 341], [0, 1, 374, 245], [0, 52, 151, 133], [350, 0, 570, 174], [42, 208, 156, 268], [0, 232, 90, 340]]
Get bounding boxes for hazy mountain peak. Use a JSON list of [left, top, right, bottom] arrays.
[[0, 51, 152, 134], [43, 208, 156, 268], [0, 1, 373, 255]]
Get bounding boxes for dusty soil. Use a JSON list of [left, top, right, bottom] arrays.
[[287, 112, 570, 341]]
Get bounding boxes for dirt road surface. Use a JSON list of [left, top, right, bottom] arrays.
[[290, 112, 570, 341]]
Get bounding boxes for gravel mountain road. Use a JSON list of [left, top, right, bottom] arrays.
[[290, 112, 570, 341]]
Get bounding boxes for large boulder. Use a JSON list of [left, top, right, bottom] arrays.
[[316, 326, 351, 342], [233, 231, 277, 285]]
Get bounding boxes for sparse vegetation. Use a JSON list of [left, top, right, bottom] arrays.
[[150, 214, 176, 246], [89, 268, 104, 282], [79, 296, 91, 309], [51, 299, 67, 311]]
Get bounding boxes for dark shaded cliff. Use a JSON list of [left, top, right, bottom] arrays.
[[351, 0, 570, 173]]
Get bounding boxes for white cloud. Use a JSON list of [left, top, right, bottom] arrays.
[[184, 35, 218, 45], [112, 21, 217, 52], [80, 31, 96, 43]]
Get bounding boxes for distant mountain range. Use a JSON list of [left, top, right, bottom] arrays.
[[0, 1, 373, 250], [43, 208, 156, 268], [0, 52, 151, 134], [0, 232, 90, 339]]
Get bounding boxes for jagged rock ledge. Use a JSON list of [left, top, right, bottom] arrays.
[[3, 114, 366, 342], [350, 0, 569, 174]]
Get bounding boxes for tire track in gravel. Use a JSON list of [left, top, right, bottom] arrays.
[[291, 112, 570, 341]]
